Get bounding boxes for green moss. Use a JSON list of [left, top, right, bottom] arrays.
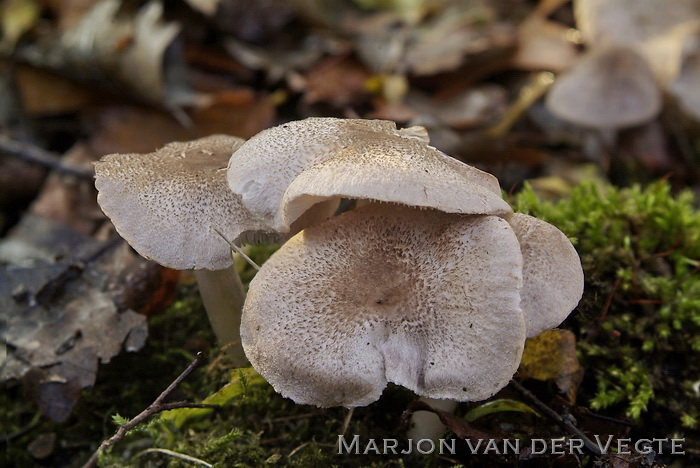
[[512, 182, 700, 433], [4, 181, 699, 466]]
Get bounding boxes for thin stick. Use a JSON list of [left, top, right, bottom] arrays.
[[212, 226, 260, 271], [510, 379, 603, 455], [81, 353, 216, 468], [339, 408, 354, 436], [0, 134, 94, 179], [135, 448, 213, 467], [288, 442, 310, 458]]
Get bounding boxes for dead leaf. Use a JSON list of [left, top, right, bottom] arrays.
[[29, 143, 101, 235], [350, 1, 517, 77], [517, 329, 583, 402], [16, 0, 191, 106], [303, 55, 371, 106], [226, 34, 346, 83], [41, 0, 102, 32], [26, 432, 57, 459], [0, 214, 151, 422], [12, 65, 96, 117], [0, 152, 46, 210], [215, 0, 296, 43], [185, 0, 220, 16], [0, 0, 40, 52], [514, 16, 579, 73], [409, 84, 507, 129]]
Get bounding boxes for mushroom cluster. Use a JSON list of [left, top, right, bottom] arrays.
[[546, 0, 700, 128], [95, 117, 583, 408]]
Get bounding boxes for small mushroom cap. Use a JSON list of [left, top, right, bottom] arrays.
[[241, 204, 526, 407], [95, 135, 268, 270], [282, 132, 511, 226], [509, 213, 584, 338], [669, 45, 700, 120], [575, 0, 700, 84], [546, 46, 662, 129], [227, 117, 508, 232]]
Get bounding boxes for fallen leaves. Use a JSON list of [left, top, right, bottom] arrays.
[[0, 213, 177, 422], [518, 329, 584, 402]]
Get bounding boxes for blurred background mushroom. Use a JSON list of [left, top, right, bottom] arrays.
[[546, 0, 700, 131]]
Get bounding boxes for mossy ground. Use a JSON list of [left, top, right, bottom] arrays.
[[2, 182, 698, 467]]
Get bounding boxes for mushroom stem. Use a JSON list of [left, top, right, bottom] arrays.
[[193, 267, 247, 366], [406, 397, 458, 441]]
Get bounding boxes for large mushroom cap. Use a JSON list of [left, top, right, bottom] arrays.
[[545, 46, 662, 129], [227, 117, 509, 232], [509, 213, 584, 338], [241, 204, 526, 407], [282, 132, 511, 226], [95, 135, 268, 270]]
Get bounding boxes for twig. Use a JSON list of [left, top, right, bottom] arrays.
[[599, 276, 622, 322], [135, 448, 213, 467], [212, 225, 261, 271], [81, 353, 216, 468], [510, 379, 603, 456], [0, 134, 94, 179], [339, 408, 354, 436], [288, 442, 310, 458], [0, 412, 41, 443]]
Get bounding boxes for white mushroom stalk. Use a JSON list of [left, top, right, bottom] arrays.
[[94, 135, 270, 365]]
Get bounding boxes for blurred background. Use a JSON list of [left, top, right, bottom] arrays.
[[1, 1, 699, 467]]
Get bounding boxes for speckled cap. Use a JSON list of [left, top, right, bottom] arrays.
[[509, 213, 584, 338], [241, 204, 526, 407], [95, 135, 268, 270], [227, 117, 511, 232]]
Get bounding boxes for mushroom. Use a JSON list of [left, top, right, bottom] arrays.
[[574, 0, 700, 86], [545, 45, 661, 129], [668, 40, 700, 120], [241, 203, 528, 407], [95, 135, 269, 365], [509, 213, 584, 338], [227, 117, 512, 232], [546, 0, 700, 129]]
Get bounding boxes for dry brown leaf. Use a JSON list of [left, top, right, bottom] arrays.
[[303, 55, 371, 106], [17, 0, 191, 106], [0, 0, 40, 52], [30, 144, 101, 235], [41, 0, 102, 31], [514, 16, 579, 73], [517, 329, 583, 402], [351, 1, 516, 76], [13, 65, 96, 117], [0, 215, 150, 422]]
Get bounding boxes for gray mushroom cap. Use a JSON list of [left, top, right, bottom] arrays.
[[241, 204, 526, 407], [227, 117, 511, 232], [575, 0, 700, 84], [546, 46, 662, 129], [509, 213, 584, 338], [95, 135, 268, 270], [282, 132, 511, 227]]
